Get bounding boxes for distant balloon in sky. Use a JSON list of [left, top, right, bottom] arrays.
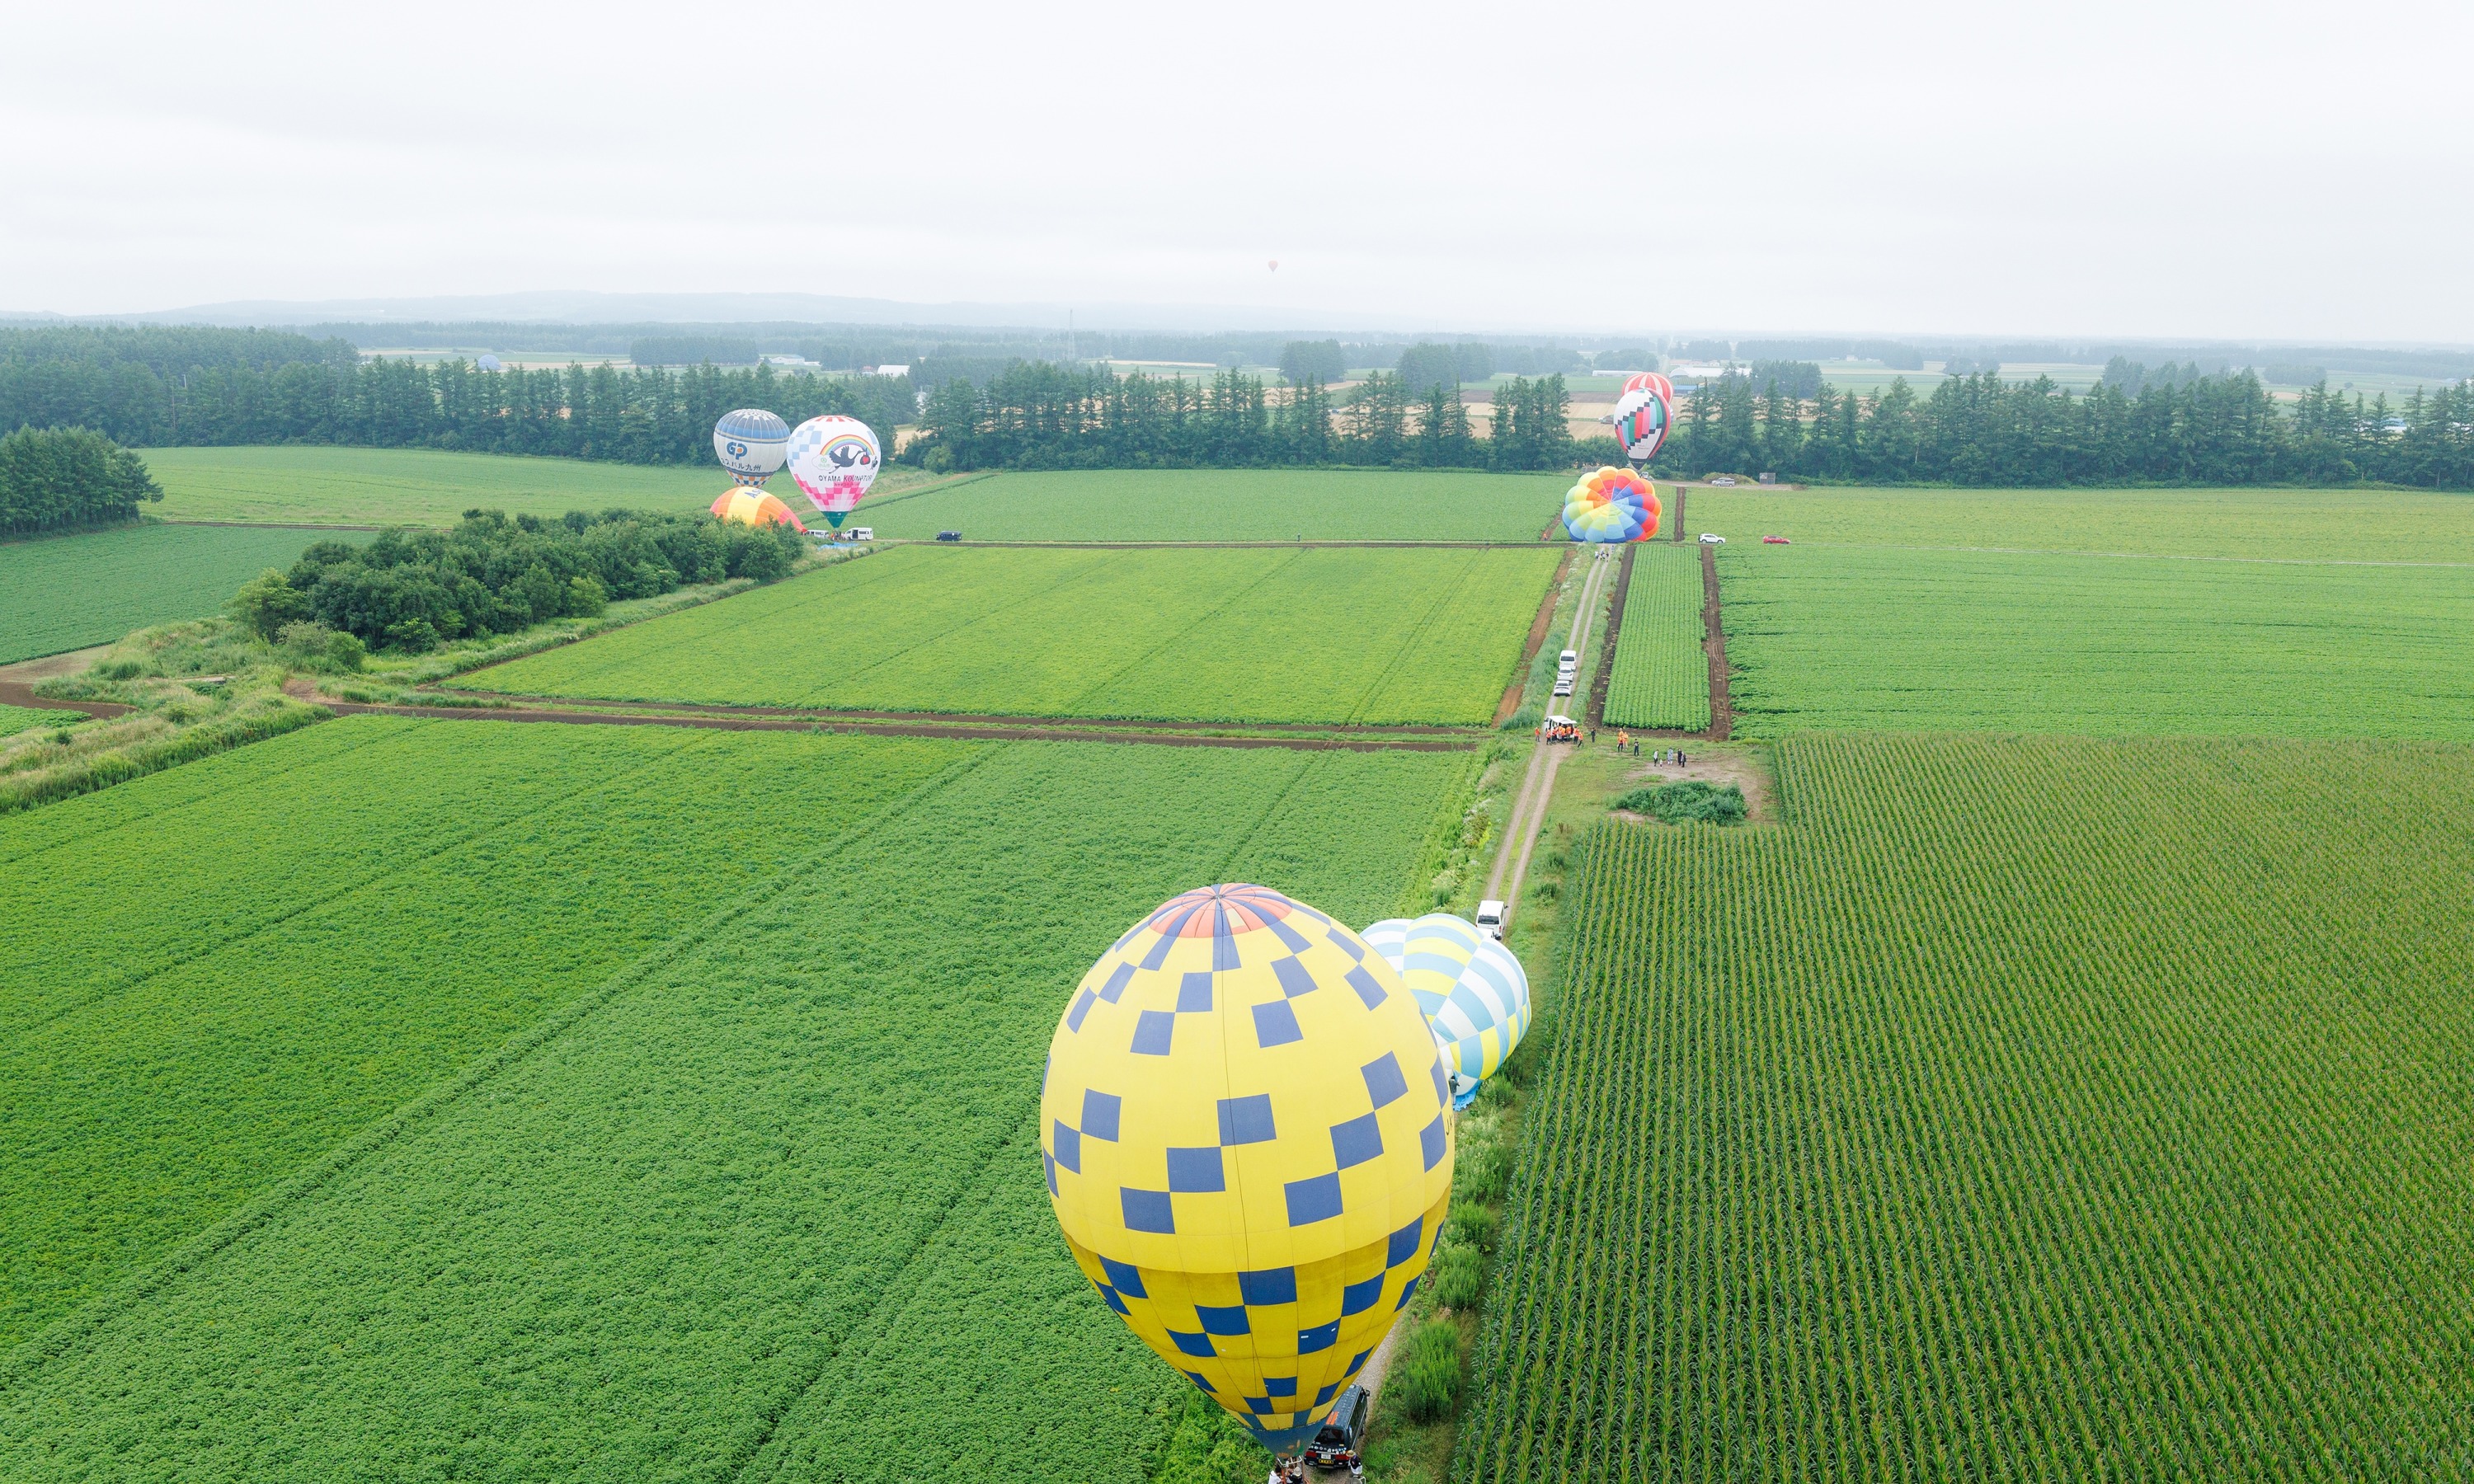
[[785, 415, 881, 528], [1359, 913, 1531, 1110], [1612, 372, 1676, 465], [709, 486, 807, 532], [1562, 466, 1662, 543], [1268, 260, 1279, 272], [713, 408, 790, 486], [1041, 883, 1453, 1453]]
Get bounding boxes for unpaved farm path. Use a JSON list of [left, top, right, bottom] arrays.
[[1484, 547, 1617, 913]]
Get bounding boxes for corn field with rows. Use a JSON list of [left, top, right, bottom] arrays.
[[1600, 545, 1707, 732], [1456, 732, 2474, 1482]]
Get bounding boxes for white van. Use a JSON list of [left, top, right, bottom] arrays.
[[849, 527, 873, 541], [1474, 899, 1507, 938], [1557, 649, 1578, 671]]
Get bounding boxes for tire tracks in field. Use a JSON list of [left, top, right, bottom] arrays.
[[1057, 547, 1307, 716], [0, 725, 722, 1045], [0, 741, 1012, 1399], [1343, 547, 1485, 725]]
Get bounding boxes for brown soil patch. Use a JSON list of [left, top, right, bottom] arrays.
[[0, 646, 111, 684], [0, 680, 128, 718]]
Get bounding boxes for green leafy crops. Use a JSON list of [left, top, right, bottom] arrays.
[[0, 524, 334, 664], [862, 467, 1566, 542], [1685, 484, 2474, 562], [0, 705, 82, 740], [0, 717, 962, 1349], [0, 721, 1472, 1482], [1459, 733, 2474, 1481], [1600, 545, 1707, 730], [1720, 543, 2474, 740], [141, 445, 749, 527], [459, 543, 1562, 726]]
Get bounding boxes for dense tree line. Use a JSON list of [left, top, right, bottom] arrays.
[[230, 508, 806, 652], [1, 350, 915, 466], [910, 363, 1578, 472], [1660, 369, 2474, 489], [0, 427, 162, 534]]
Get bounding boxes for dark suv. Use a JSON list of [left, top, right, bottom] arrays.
[[934, 530, 963, 542], [1303, 1384, 1367, 1470]]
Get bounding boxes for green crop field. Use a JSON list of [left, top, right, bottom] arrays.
[[1682, 484, 2474, 562], [0, 523, 337, 665], [1719, 543, 2474, 740], [0, 705, 83, 740], [458, 543, 1561, 725], [861, 467, 1566, 542], [1600, 545, 1708, 731], [0, 716, 1473, 1480], [1461, 732, 2474, 1482], [142, 445, 757, 526]]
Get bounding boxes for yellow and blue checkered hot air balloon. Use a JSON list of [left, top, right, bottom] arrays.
[[1360, 913, 1531, 1110], [1042, 884, 1454, 1452]]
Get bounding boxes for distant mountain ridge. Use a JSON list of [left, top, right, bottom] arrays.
[[0, 290, 1465, 336]]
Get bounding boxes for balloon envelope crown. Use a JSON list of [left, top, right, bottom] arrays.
[[1562, 466, 1662, 542], [1040, 883, 1454, 1450]]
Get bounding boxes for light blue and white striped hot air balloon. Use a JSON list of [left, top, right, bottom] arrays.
[[1359, 913, 1531, 1109]]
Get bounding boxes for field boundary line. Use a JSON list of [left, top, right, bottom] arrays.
[[727, 1108, 1047, 1482], [1484, 547, 1612, 909], [0, 723, 727, 1049], [0, 743, 1007, 1400], [305, 699, 1479, 752], [426, 690, 1477, 736], [0, 683, 128, 719], [1702, 542, 1733, 741]]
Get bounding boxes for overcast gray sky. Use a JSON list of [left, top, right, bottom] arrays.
[[4, 0, 2468, 340]]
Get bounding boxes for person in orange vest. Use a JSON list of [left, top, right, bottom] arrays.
[[1616, 729, 1630, 752]]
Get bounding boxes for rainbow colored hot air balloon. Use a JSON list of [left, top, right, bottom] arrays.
[[1611, 372, 1676, 465], [785, 415, 881, 528], [1042, 884, 1454, 1453], [1561, 466, 1662, 542], [1360, 913, 1531, 1110], [709, 487, 807, 532]]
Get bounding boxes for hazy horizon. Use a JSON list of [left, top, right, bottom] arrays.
[[6, 0, 2470, 343]]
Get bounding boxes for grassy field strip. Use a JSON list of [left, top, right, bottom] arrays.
[[0, 721, 975, 1353], [1686, 486, 2474, 563], [0, 711, 413, 872], [1600, 543, 1710, 731], [1721, 544, 2474, 740], [1764, 542, 2474, 569], [1460, 735, 2474, 1480], [143, 446, 751, 527], [0, 524, 335, 665], [0, 720, 709, 1038], [0, 740, 1467, 1481], [459, 545, 1562, 727], [836, 547, 1221, 708], [862, 467, 1568, 542]]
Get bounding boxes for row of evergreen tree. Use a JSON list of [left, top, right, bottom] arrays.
[[0, 355, 915, 466], [0, 427, 163, 535], [1661, 369, 2474, 489], [911, 364, 1584, 472]]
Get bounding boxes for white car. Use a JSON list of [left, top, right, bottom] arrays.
[[1553, 676, 1574, 696], [1475, 899, 1507, 938], [1558, 649, 1578, 669], [1699, 533, 1726, 544]]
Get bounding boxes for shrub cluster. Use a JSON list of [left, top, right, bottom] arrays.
[[0, 426, 162, 534], [1613, 778, 1747, 825], [229, 508, 803, 651]]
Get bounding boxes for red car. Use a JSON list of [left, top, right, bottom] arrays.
[[1761, 535, 1791, 544]]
